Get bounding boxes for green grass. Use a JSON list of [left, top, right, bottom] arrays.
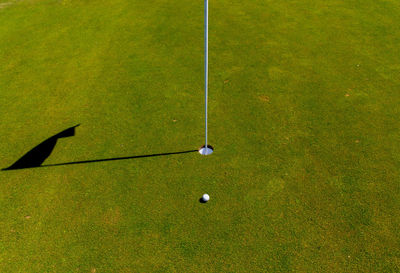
[[1, 0, 400, 271]]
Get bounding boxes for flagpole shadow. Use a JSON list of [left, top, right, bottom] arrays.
[[2, 150, 198, 171], [42, 150, 198, 168], [1, 124, 199, 171]]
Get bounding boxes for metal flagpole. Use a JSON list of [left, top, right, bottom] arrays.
[[204, 0, 208, 150], [199, 0, 213, 155]]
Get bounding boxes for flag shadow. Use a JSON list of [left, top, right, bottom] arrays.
[[1, 124, 198, 171], [2, 124, 80, 170]]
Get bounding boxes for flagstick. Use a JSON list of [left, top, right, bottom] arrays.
[[204, 0, 209, 149], [199, 0, 213, 155]]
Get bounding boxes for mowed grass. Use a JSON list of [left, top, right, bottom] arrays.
[[1, 0, 400, 271]]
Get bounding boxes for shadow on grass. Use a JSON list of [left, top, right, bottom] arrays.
[[41, 150, 198, 168], [2, 125, 198, 171], [2, 124, 80, 170]]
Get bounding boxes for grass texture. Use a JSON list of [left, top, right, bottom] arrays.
[[0, 0, 399, 271]]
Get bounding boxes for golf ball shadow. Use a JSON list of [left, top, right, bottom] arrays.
[[199, 198, 207, 203]]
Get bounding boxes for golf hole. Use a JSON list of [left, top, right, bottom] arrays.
[[199, 145, 214, 155]]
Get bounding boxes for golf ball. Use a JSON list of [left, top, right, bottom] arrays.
[[202, 194, 210, 202]]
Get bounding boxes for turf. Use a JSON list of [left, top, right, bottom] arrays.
[[1, 0, 400, 271]]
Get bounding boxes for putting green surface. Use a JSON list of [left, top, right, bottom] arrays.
[[1, 0, 400, 271]]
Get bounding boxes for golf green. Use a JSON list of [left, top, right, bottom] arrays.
[[0, 0, 399, 271]]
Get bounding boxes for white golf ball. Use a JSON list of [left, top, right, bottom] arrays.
[[202, 194, 210, 202]]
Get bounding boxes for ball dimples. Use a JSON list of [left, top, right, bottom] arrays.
[[202, 194, 210, 202]]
